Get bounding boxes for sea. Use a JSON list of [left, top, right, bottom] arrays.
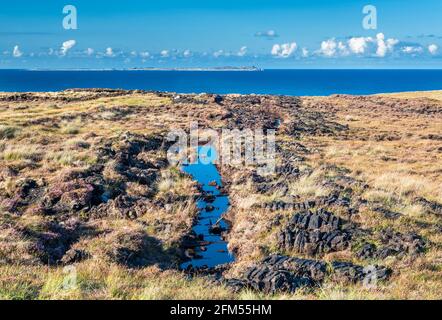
[[1, 69, 442, 96]]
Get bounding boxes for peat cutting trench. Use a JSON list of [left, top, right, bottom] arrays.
[[180, 146, 235, 269]]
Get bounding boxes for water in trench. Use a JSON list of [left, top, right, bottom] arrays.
[[180, 146, 235, 269]]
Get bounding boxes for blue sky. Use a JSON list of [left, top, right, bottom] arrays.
[[0, 0, 441, 68]]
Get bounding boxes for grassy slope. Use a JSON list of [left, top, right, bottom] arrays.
[[377, 90, 442, 101], [0, 90, 441, 300]]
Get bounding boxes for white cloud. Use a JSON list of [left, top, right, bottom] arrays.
[[319, 39, 337, 57], [301, 48, 309, 57], [348, 37, 370, 54], [160, 50, 169, 58], [376, 40, 387, 57], [402, 46, 423, 54], [12, 45, 23, 58], [60, 40, 76, 55], [345, 33, 398, 57], [183, 49, 192, 58], [213, 50, 224, 58], [237, 46, 247, 57], [140, 51, 150, 58], [428, 44, 438, 55], [85, 48, 94, 56], [338, 41, 350, 56], [386, 38, 399, 50], [271, 42, 297, 58], [105, 47, 115, 57], [375, 33, 398, 57], [255, 30, 278, 39]]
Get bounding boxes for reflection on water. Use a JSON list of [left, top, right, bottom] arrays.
[[180, 146, 234, 269]]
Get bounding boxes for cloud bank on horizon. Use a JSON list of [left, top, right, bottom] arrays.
[[0, 0, 441, 68], [6, 32, 438, 65]]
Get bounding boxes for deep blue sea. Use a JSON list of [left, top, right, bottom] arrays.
[[1, 69, 442, 96]]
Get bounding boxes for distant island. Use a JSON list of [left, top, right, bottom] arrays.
[[129, 66, 263, 71], [27, 66, 264, 72]]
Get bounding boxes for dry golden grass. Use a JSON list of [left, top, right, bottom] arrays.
[[292, 93, 442, 299], [287, 169, 331, 199], [377, 90, 442, 101], [0, 90, 441, 300], [222, 92, 442, 300]]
